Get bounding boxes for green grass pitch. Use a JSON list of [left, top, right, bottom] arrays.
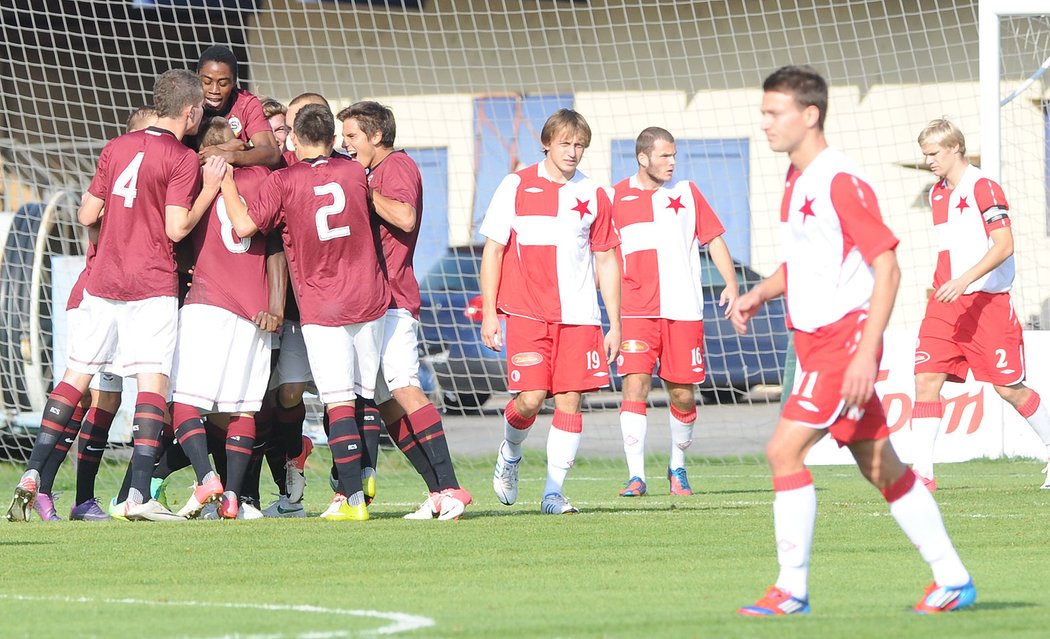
[[0, 453, 1047, 638]]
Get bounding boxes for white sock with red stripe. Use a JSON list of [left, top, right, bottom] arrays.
[[1018, 391, 1050, 455], [669, 405, 696, 470], [909, 401, 943, 480], [544, 410, 582, 496], [502, 399, 536, 460], [772, 469, 816, 600], [619, 401, 647, 480], [884, 468, 970, 587]]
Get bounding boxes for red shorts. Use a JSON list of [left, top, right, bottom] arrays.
[[915, 292, 1025, 385], [616, 317, 705, 384], [782, 311, 888, 445], [505, 315, 609, 395]]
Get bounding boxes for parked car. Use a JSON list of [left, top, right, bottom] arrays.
[[417, 245, 789, 410]]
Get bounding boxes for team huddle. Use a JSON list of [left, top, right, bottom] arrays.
[[7, 51, 1050, 616]]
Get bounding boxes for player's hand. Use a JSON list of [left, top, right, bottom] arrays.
[[481, 313, 503, 352], [719, 285, 739, 319], [840, 352, 877, 408], [252, 311, 281, 333], [603, 324, 621, 366], [201, 155, 227, 188], [934, 278, 968, 304], [731, 290, 763, 335]]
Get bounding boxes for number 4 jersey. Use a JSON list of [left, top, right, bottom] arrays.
[[183, 165, 271, 320], [248, 154, 391, 327], [86, 126, 201, 301]]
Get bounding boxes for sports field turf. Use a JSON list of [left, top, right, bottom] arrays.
[[0, 453, 1047, 638]]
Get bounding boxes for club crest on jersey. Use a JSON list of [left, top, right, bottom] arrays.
[[511, 352, 543, 367], [620, 339, 650, 354], [228, 116, 243, 136], [510, 370, 521, 383]]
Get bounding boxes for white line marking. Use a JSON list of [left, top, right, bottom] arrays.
[[0, 594, 434, 637]]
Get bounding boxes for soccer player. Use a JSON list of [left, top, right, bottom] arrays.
[[338, 100, 472, 520], [480, 108, 621, 515], [732, 65, 973, 615], [6, 69, 226, 522], [196, 45, 280, 169], [611, 126, 738, 497], [908, 118, 1050, 490], [219, 103, 390, 522], [170, 116, 277, 520], [262, 98, 289, 151]]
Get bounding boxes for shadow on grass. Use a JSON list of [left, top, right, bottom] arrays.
[[0, 540, 52, 546]]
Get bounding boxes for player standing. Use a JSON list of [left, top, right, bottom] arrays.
[[480, 109, 621, 515], [906, 118, 1050, 490], [733, 66, 973, 614], [7, 69, 225, 522], [338, 100, 472, 520], [219, 104, 390, 522], [612, 126, 738, 497]]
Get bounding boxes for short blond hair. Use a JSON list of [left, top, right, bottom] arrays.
[[540, 109, 591, 150], [918, 117, 966, 155]]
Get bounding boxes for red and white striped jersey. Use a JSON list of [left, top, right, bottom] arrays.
[[611, 176, 725, 320], [479, 162, 619, 325], [780, 148, 899, 333], [928, 164, 1013, 294]]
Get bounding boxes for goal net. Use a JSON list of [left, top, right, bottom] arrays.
[[0, 1, 1047, 483]]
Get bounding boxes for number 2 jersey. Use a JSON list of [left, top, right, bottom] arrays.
[[183, 165, 271, 321], [247, 154, 390, 327], [86, 126, 201, 301]]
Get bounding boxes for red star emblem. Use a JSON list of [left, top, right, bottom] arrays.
[[955, 196, 970, 212], [666, 196, 685, 214], [799, 196, 816, 222], [571, 198, 590, 219]]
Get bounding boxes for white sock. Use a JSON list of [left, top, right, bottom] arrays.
[[909, 401, 942, 479], [502, 399, 535, 460], [620, 401, 647, 480], [669, 406, 696, 470], [773, 471, 817, 600], [1018, 391, 1050, 446], [544, 412, 582, 497], [887, 471, 970, 588]]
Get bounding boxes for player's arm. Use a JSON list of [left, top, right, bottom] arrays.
[[731, 264, 785, 335], [78, 193, 105, 227], [165, 156, 226, 242], [202, 129, 282, 169], [595, 247, 622, 365], [707, 235, 739, 318], [935, 222, 1013, 303], [371, 190, 417, 233], [218, 166, 261, 238], [480, 238, 505, 351], [255, 241, 287, 333], [841, 249, 900, 408]]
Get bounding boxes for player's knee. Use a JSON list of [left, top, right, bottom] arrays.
[[515, 393, 545, 418], [278, 384, 305, 408]]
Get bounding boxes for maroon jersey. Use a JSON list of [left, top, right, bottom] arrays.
[[370, 150, 423, 316], [184, 165, 271, 320], [86, 127, 201, 301], [66, 241, 96, 311], [209, 88, 271, 144], [249, 155, 390, 327]]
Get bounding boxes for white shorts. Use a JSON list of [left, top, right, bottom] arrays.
[[68, 306, 124, 393], [301, 318, 384, 404], [374, 308, 422, 403], [171, 304, 272, 413], [67, 291, 177, 378], [273, 321, 313, 388]]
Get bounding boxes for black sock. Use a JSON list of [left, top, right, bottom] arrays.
[[327, 405, 362, 496], [407, 404, 459, 490], [153, 439, 190, 479], [172, 402, 213, 483], [276, 400, 306, 460], [129, 393, 168, 500], [39, 409, 82, 494], [387, 414, 440, 492], [224, 416, 256, 497], [75, 407, 115, 505], [27, 382, 81, 472], [356, 397, 382, 471]]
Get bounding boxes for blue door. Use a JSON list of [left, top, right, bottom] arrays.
[[611, 138, 751, 265], [406, 147, 449, 281]]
